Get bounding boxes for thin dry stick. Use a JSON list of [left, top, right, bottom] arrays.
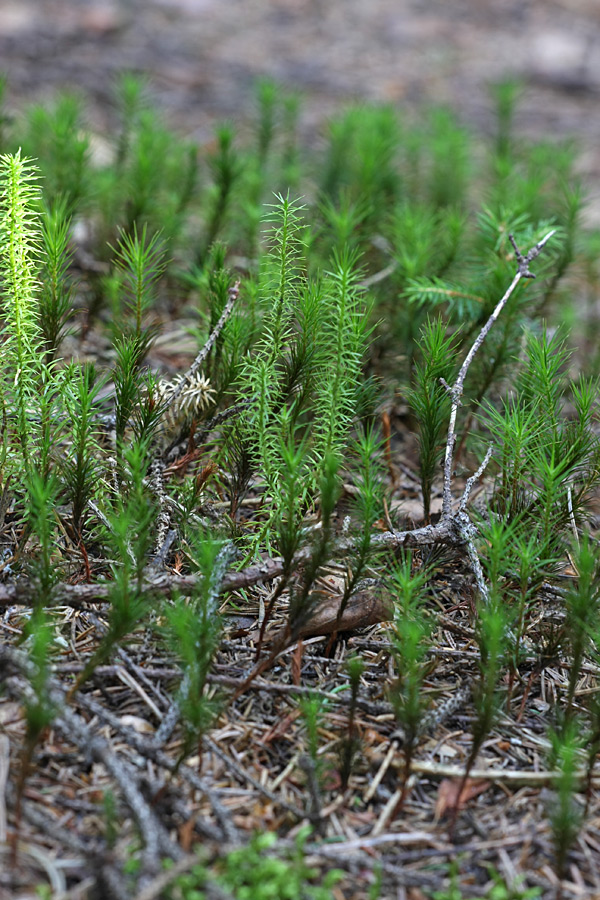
[[88, 499, 137, 567], [57, 704, 183, 874], [409, 758, 600, 788], [0, 522, 448, 608], [0, 507, 498, 613], [73, 680, 238, 844], [163, 279, 240, 416], [437, 230, 556, 613], [148, 460, 171, 561], [2, 667, 181, 876], [0, 734, 8, 843], [441, 229, 556, 519]]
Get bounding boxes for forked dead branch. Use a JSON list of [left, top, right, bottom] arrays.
[[0, 231, 557, 628]]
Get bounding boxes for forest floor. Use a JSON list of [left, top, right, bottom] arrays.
[[2, 2, 600, 900]]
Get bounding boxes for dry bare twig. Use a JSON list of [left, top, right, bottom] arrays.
[[0, 645, 185, 890], [162, 279, 240, 417]]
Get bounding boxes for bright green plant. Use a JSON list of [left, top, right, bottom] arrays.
[[287, 449, 340, 641], [238, 193, 307, 493], [70, 440, 157, 694], [476, 511, 557, 705], [479, 329, 600, 546], [317, 190, 371, 258], [457, 594, 508, 815], [163, 533, 234, 761], [431, 859, 465, 900], [163, 828, 342, 900], [111, 336, 162, 470], [319, 105, 400, 216], [255, 78, 278, 171], [407, 317, 460, 521], [91, 75, 196, 250], [480, 869, 541, 900], [61, 362, 105, 542], [17, 92, 90, 213], [332, 425, 385, 633], [489, 79, 523, 162], [432, 860, 541, 900], [199, 123, 243, 265], [562, 535, 600, 719], [25, 469, 61, 601], [338, 654, 364, 789], [232, 194, 373, 569], [547, 721, 586, 883], [185, 244, 251, 399], [111, 223, 167, 349], [37, 196, 75, 362], [388, 554, 434, 800], [13, 607, 56, 859], [114, 73, 149, 170], [102, 789, 119, 851], [218, 829, 342, 900], [312, 246, 372, 466], [298, 691, 328, 828], [255, 427, 311, 655], [0, 151, 44, 474], [405, 215, 561, 403], [3, 74, 600, 898]]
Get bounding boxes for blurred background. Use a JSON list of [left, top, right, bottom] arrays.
[[1, 0, 600, 216]]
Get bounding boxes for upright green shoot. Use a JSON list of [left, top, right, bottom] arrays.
[[490, 79, 522, 161], [261, 191, 306, 358], [459, 594, 507, 820], [270, 450, 341, 652], [13, 607, 56, 861], [480, 329, 600, 544], [313, 246, 371, 468], [19, 93, 89, 214], [339, 655, 364, 790], [164, 534, 234, 763], [112, 336, 151, 468], [71, 440, 157, 694], [563, 535, 600, 720], [38, 197, 74, 362], [0, 151, 43, 474], [255, 78, 278, 171], [62, 363, 105, 542], [320, 106, 400, 215], [427, 108, 469, 208], [114, 72, 149, 171], [256, 427, 311, 657], [333, 425, 385, 633], [281, 91, 301, 188], [298, 692, 327, 830], [112, 223, 166, 350], [199, 124, 242, 264], [407, 318, 459, 521], [25, 470, 60, 603], [388, 554, 433, 801], [547, 723, 585, 884]]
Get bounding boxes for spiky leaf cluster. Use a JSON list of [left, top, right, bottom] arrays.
[[0, 151, 44, 470]]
